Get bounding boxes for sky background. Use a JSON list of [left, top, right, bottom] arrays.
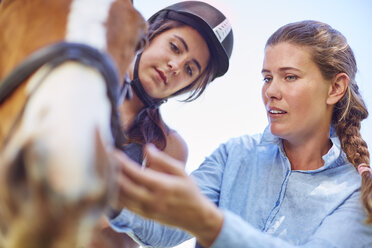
[[133, 1, 372, 247]]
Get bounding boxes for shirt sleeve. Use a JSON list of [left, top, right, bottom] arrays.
[[211, 191, 372, 248], [190, 143, 228, 205], [109, 208, 192, 248]]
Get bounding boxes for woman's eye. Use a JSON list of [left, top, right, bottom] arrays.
[[170, 42, 180, 54], [285, 75, 298, 81], [263, 77, 272, 83]]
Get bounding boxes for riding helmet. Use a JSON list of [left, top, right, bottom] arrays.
[[148, 1, 234, 79]]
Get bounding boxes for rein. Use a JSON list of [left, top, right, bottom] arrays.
[[0, 42, 126, 148]]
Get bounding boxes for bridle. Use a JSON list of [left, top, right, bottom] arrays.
[[0, 42, 130, 148]]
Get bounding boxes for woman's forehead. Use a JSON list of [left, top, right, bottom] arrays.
[[264, 43, 313, 67]]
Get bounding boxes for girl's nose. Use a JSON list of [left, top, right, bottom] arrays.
[[168, 56, 186, 75]]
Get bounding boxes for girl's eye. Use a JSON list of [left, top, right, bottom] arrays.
[[285, 75, 298, 81], [170, 42, 180, 54], [263, 77, 272, 83], [186, 64, 193, 76]]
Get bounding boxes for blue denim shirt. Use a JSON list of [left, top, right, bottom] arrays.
[[110, 127, 372, 248]]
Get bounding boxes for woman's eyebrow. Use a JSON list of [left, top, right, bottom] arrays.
[[278, 67, 302, 72], [261, 67, 302, 73]]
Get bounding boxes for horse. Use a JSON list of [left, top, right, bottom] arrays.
[[0, 0, 146, 247]]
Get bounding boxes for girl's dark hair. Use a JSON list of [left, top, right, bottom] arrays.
[[125, 17, 217, 150], [266, 20, 371, 222]]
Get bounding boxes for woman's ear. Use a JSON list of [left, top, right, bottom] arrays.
[[326, 73, 349, 105]]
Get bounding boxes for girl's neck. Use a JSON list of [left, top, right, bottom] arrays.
[[283, 131, 332, 171]]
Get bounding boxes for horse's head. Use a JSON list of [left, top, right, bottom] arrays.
[[0, 0, 146, 246]]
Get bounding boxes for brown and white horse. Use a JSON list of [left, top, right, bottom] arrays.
[[0, 0, 146, 247]]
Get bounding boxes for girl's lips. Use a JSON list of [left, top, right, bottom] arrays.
[[155, 68, 167, 84]]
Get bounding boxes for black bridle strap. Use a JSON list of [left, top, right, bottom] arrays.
[[0, 42, 126, 148], [0, 42, 120, 105]]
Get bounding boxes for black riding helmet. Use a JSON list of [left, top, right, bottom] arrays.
[[131, 1, 234, 108], [150, 1, 234, 78]]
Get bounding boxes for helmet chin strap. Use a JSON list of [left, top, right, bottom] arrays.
[[131, 53, 166, 109]]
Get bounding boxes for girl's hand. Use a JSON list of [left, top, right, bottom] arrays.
[[113, 144, 223, 247]]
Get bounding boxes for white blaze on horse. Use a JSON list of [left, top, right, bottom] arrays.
[[0, 0, 146, 247]]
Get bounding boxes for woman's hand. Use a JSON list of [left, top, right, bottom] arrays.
[[113, 144, 224, 247]]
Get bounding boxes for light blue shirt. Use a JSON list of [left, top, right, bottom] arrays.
[[110, 126, 372, 248]]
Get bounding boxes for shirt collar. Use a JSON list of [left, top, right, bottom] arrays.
[[259, 125, 348, 172]]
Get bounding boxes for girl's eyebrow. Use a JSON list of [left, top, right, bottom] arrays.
[[174, 35, 202, 73], [174, 35, 189, 51], [191, 59, 201, 74]]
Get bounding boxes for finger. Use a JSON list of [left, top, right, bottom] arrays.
[[115, 172, 156, 215], [144, 144, 185, 176], [116, 171, 151, 203], [112, 149, 174, 190], [116, 171, 177, 218]]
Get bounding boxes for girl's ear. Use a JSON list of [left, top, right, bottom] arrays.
[[326, 72, 349, 105]]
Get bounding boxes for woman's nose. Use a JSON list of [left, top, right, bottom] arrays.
[[264, 79, 281, 100]]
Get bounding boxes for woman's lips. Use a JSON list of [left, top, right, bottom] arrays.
[[266, 106, 287, 118]]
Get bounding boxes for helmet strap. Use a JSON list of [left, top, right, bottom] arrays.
[[131, 53, 166, 109]]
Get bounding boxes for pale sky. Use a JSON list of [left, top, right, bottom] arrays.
[[133, 1, 372, 246]]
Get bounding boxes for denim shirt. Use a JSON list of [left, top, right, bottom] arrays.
[[110, 127, 372, 248]]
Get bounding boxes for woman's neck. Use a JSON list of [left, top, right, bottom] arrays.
[[283, 131, 332, 171]]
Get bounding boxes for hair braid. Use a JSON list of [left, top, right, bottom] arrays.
[[334, 86, 371, 222]]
